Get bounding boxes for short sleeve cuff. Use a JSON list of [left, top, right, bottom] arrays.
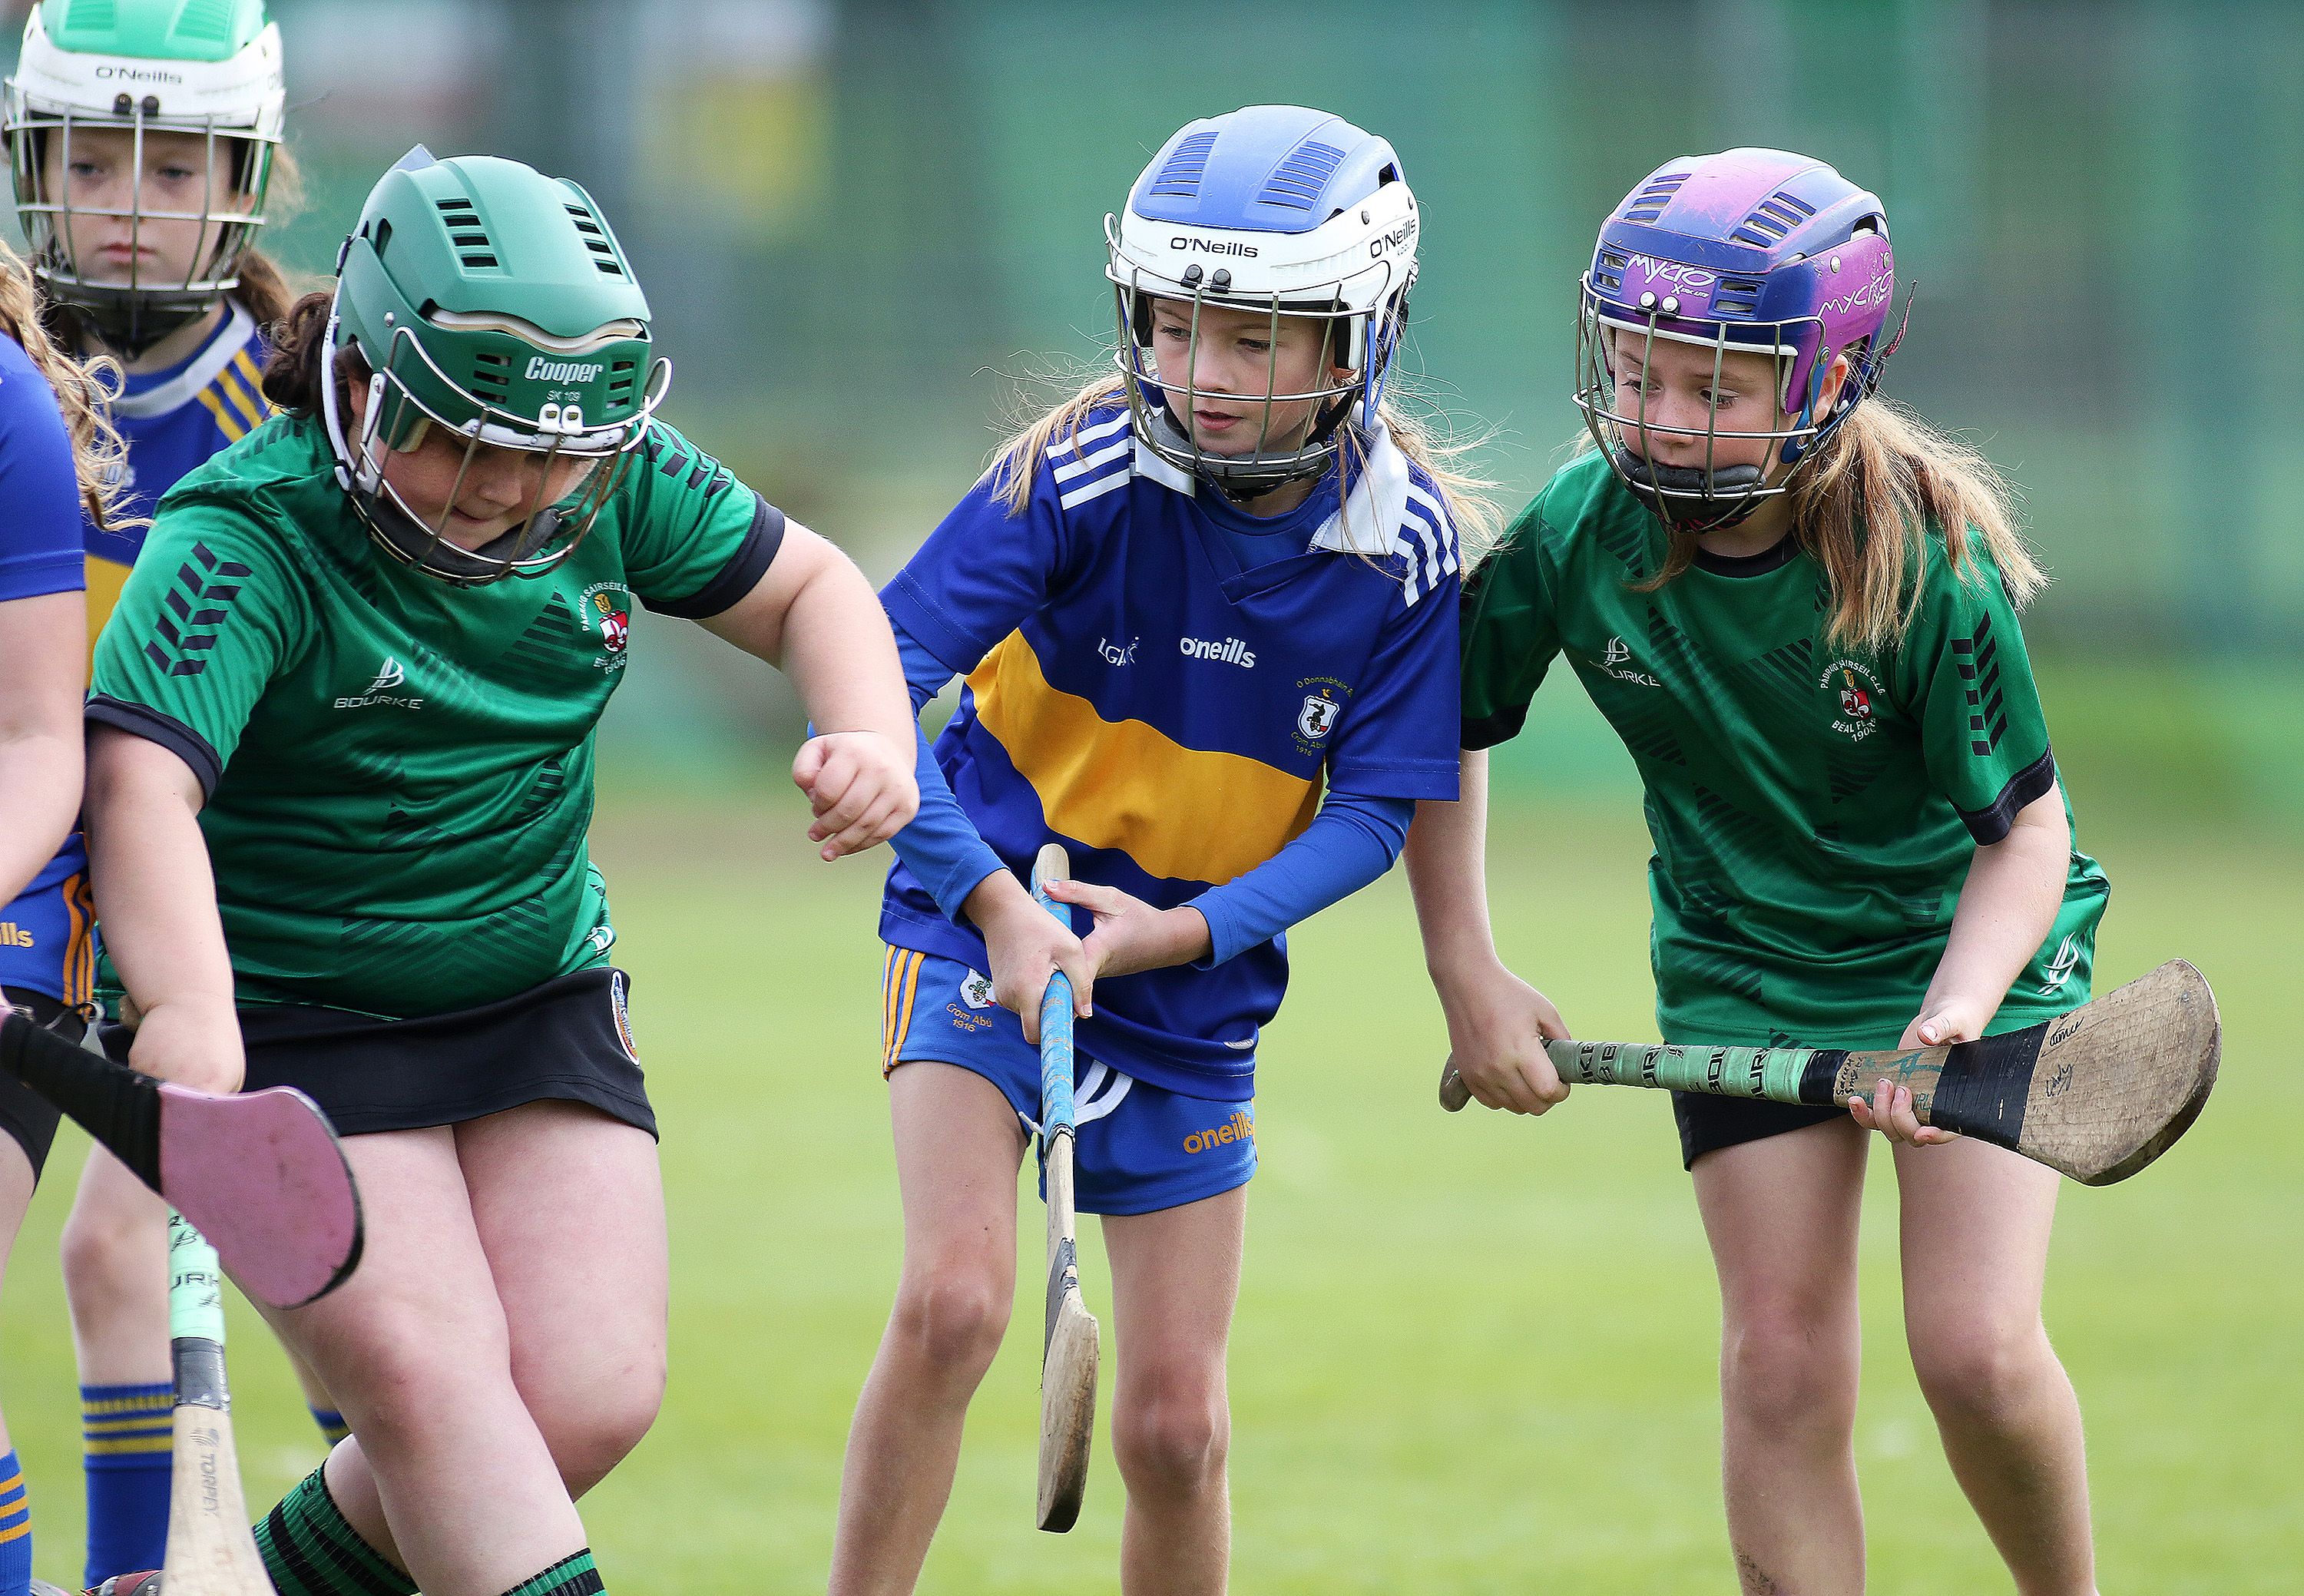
[[1955, 747, 2057, 845], [1322, 753, 1461, 803], [882, 571, 996, 677], [644, 498, 786, 619], [86, 695, 223, 798], [0, 549, 88, 601], [1461, 707, 1529, 751]]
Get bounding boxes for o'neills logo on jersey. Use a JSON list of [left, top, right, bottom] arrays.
[[333, 657, 424, 710], [1180, 635, 1256, 668], [525, 356, 604, 384], [1822, 657, 1884, 741]]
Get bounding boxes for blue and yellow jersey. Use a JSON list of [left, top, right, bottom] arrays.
[[0, 329, 98, 1005], [82, 302, 272, 651], [879, 404, 1461, 1093], [2, 304, 266, 1007]]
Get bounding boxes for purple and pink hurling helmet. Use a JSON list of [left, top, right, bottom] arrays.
[[1573, 147, 1909, 531]]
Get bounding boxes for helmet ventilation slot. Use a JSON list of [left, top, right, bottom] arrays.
[[1146, 130, 1219, 199], [1622, 173, 1688, 223], [175, 0, 237, 45], [564, 204, 625, 276], [1258, 141, 1346, 210], [468, 349, 511, 403], [606, 359, 637, 404], [435, 197, 498, 268], [1730, 189, 1816, 247], [1594, 247, 1629, 293], [67, 0, 119, 30], [1711, 275, 1764, 316]]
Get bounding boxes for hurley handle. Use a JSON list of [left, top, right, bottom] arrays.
[[1030, 845, 1078, 1137]]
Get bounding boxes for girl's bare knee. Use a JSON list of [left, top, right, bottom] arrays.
[[889, 1266, 1011, 1376], [1112, 1382, 1229, 1499]]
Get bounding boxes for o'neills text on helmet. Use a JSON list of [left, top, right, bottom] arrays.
[[525, 357, 604, 383], [94, 65, 185, 84], [1368, 218, 1418, 257], [1170, 237, 1258, 257]]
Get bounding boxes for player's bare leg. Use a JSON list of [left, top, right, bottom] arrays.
[[1691, 1117, 1869, 1596], [61, 1147, 170, 1387], [1896, 1137, 2095, 1596], [829, 1062, 1027, 1596], [313, 1100, 669, 1558], [261, 1121, 598, 1596], [1101, 1186, 1244, 1596], [0, 1134, 35, 1475]]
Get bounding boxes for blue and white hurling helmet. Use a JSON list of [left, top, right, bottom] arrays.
[[1107, 105, 1418, 498]]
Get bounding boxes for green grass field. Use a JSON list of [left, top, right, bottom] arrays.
[[2, 789, 2295, 1594]]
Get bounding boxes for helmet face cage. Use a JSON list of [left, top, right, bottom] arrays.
[[7, 100, 276, 351], [1574, 280, 1822, 533], [1106, 213, 1407, 499], [321, 310, 672, 588]]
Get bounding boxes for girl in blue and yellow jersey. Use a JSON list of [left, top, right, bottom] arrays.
[[0, 227, 138, 1596], [2, 3, 333, 1583], [832, 107, 1494, 1595]]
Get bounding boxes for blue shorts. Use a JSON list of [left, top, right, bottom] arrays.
[[0, 856, 95, 1009], [880, 948, 1256, 1217]]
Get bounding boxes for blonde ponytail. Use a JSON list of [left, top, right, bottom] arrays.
[[0, 240, 137, 534]]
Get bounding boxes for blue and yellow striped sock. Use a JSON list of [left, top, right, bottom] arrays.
[[307, 1403, 350, 1448], [255, 1466, 415, 1596], [498, 1549, 604, 1596], [0, 1449, 31, 1596], [80, 1382, 173, 1587]]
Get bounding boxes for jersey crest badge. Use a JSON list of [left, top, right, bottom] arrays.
[[1298, 690, 1342, 741], [581, 583, 634, 671], [1822, 658, 1884, 741]]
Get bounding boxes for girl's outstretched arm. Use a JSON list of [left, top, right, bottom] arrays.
[[700, 520, 919, 860], [1855, 783, 2071, 1145], [1402, 747, 1572, 1116]]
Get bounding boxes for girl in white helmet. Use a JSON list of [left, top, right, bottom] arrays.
[[834, 105, 1493, 1594], [2, 5, 342, 1583]]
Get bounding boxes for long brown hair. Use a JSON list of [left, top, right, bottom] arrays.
[[258, 286, 343, 416], [0, 238, 136, 531], [990, 363, 1503, 559], [1632, 397, 2041, 653]]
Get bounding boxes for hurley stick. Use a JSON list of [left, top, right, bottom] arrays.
[[160, 1212, 273, 1596], [0, 1011, 363, 1306], [1031, 843, 1098, 1532], [1438, 960, 2219, 1184]]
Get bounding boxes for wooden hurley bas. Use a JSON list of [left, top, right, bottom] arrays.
[[1440, 961, 2220, 1186]]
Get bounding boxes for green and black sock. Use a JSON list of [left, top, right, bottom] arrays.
[[498, 1549, 604, 1596], [253, 1466, 415, 1596]]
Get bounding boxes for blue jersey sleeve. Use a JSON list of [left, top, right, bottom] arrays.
[[886, 620, 1008, 919], [879, 459, 1081, 675], [0, 338, 89, 601], [1322, 499, 1463, 801], [1185, 791, 1411, 966]]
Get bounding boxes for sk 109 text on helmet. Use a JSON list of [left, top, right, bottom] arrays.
[[1107, 104, 1418, 500], [4, 0, 286, 355], [321, 146, 671, 587], [1573, 147, 1912, 532]]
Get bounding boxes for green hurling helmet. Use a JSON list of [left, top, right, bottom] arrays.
[[321, 146, 671, 587], [5, 0, 286, 355]]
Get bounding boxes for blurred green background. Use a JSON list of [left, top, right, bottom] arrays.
[[11, 0, 2294, 819], [2, 2, 2299, 1591]]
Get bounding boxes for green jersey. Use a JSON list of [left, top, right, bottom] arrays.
[[89, 412, 781, 1018], [1462, 451, 2108, 1051]]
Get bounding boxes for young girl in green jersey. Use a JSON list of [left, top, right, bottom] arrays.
[[5, 5, 359, 1576], [77, 150, 915, 1596], [1407, 151, 2110, 1594]]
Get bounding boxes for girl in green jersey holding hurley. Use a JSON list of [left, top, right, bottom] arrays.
[[79, 150, 916, 1596], [1407, 151, 2110, 1594]]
